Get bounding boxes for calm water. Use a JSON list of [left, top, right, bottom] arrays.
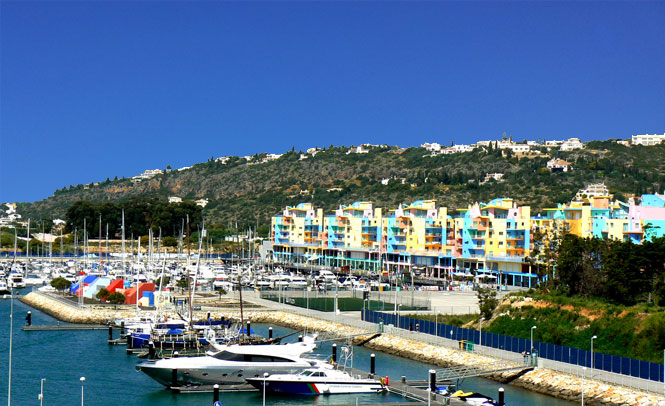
[[0, 290, 574, 406]]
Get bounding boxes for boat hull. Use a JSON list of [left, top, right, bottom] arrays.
[[246, 378, 384, 395], [137, 361, 312, 387]]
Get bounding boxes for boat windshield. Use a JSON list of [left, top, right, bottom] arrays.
[[212, 351, 296, 362], [299, 370, 314, 376]]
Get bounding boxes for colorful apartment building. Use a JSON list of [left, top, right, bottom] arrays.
[[271, 203, 324, 264], [382, 200, 453, 278], [270, 192, 665, 287]]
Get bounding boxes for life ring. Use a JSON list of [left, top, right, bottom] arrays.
[[206, 329, 216, 342]]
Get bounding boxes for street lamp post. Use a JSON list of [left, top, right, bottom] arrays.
[[479, 317, 485, 347], [397, 304, 402, 328], [80, 377, 85, 406], [591, 335, 597, 376], [581, 366, 586, 406], [530, 325, 537, 353]]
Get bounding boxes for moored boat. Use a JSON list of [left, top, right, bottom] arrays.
[[136, 339, 319, 387], [245, 367, 385, 395], [0, 279, 10, 295], [450, 390, 499, 405]]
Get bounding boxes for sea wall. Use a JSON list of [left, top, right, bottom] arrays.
[[20, 292, 665, 406]]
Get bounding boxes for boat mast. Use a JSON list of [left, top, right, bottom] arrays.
[[26, 218, 30, 263], [99, 214, 103, 275], [148, 228, 153, 275], [156, 250, 167, 318], [186, 215, 192, 325], [7, 285, 14, 406], [121, 209, 125, 272], [83, 218, 87, 271], [136, 236, 140, 315], [157, 227, 162, 263], [60, 227, 63, 263], [190, 223, 204, 330], [105, 223, 109, 268], [74, 227, 78, 263]]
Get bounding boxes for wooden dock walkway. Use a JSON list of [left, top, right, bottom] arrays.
[[385, 378, 466, 405]]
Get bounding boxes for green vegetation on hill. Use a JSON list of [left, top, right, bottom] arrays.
[[553, 235, 665, 305], [489, 291, 665, 363], [13, 142, 665, 228], [65, 198, 202, 238]]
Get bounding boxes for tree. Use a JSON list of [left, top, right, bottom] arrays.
[[107, 292, 125, 304], [50, 277, 71, 292], [477, 287, 499, 319], [96, 288, 110, 301], [162, 236, 177, 247], [177, 277, 189, 289], [155, 276, 170, 287]]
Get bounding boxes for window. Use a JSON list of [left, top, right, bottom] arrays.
[[212, 352, 294, 362]]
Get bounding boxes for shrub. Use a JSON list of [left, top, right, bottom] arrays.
[[96, 288, 110, 300], [50, 277, 71, 292], [107, 292, 125, 304], [477, 287, 499, 319]]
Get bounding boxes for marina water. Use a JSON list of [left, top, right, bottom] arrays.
[[0, 289, 574, 406]]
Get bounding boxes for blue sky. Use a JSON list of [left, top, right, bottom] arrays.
[[1, 1, 664, 203]]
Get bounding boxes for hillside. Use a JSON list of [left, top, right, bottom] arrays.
[[408, 290, 665, 363], [15, 141, 665, 227]]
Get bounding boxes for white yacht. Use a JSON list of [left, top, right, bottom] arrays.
[[136, 339, 319, 388], [7, 272, 25, 289], [246, 367, 384, 395], [289, 275, 308, 289]]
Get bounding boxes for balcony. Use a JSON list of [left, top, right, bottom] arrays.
[[470, 223, 488, 231]]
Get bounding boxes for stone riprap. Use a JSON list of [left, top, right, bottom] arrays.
[[20, 292, 665, 406]]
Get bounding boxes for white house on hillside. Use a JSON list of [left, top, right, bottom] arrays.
[[560, 138, 584, 151], [547, 158, 572, 172], [631, 133, 665, 146]]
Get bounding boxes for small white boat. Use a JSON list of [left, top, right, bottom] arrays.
[[246, 367, 385, 395], [24, 274, 47, 286], [0, 279, 10, 295], [450, 390, 498, 405]]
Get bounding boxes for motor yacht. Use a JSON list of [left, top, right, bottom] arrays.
[[136, 339, 319, 387]]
